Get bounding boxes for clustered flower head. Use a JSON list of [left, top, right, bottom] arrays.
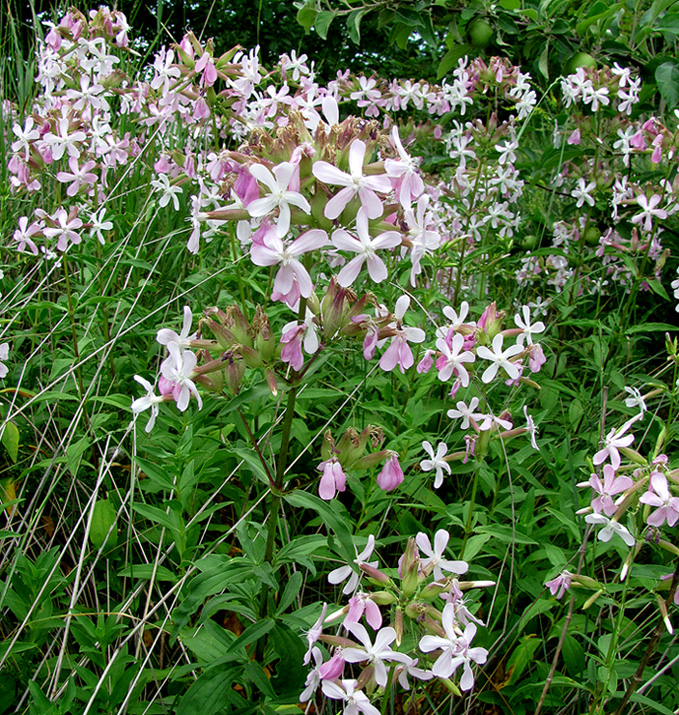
[[300, 530, 493, 707]]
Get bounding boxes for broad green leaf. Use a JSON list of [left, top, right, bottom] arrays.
[[506, 635, 541, 684], [1, 422, 19, 463], [228, 617, 275, 653], [655, 62, 679, 106], [315, 10, 335, 39], [562, 634, 585, 676], [118, 564, 178, 582], [276, 571, 303, 615], [284, 490, 354, 563], [346, 9, 369, 44], [175, 665, 239, 715], [90, 499, 118, 550], [296, 6, 316, 33]]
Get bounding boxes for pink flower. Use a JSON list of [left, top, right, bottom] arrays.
[[476, 334, 523, 383], [379, 296, 426, 373], [250, 225, 327, 299], [584, 464, 633, 516], [247, 162, 310, 237], [593, 418, 637, 471], [632, 194, 667, 233], [545, 570, 572, 599], [435, 334, 475, 385], [318, 457, 347, 501], [377, 452, 404, 491], [415, 529, 468, 581], [385, 126, 424, 207], [344, 592, 382, 630], [313, 139, 391, 219], [639, 472, 679, 527], [280, 323, 305, 371], [159, 343, 202, 412]]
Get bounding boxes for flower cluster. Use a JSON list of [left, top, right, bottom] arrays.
[[301, 530, 493, 707]]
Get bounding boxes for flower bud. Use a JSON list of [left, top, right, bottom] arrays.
[[253, 305, 275, 362], [337, 427, 369, 466], [239, 344, 264, 369], [222, 305, 252, 347], [401, 538, 419, 598], [321, 278, 352, 340], [223, 352, 246, 396], [583, 589, 604, 609], [321, 430, 336, 462], [360, 566, 392, 587], [369, 590, 397, 605], [265, 368, 278, 396], [393, 607, 403, 646], [477, 301, 505, 340]]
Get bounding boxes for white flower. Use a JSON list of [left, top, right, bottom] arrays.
[[420, 441, 450, 489], [584, 513, 635, 547], [247, 162, 311, 237], [327, 534, 378, 595], [476, 334, 523, 383], [415, 529, 468, 582], [624, 386, 646, 416], [131, 375, 164, 432], [0, 343, 10, 379]]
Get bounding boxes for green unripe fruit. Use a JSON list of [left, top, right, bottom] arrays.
[[468, 19, 493, 48], [584, 226, 600, 245], [521, 234, 537, 250], [565, 52, 597, 74]]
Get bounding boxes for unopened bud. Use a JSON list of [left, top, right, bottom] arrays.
[[657, 594, 673, 634], [338, 427, 371, 467], [321, 430, 336, 461], [583, 589, 605, 609], [369, 590, 397, 605], [360, 565, 391, 586], [619, 447, 646, 465], [253, 305, 275, 362], [239, 344, 264, 369], [265, 369, 278, 396], [352, 449, 388, 470], [420, 582, 448, 601], [224, 305, 253, 347], [401, 537, 419, 598], [394, 607, 403, 646], [223, 352, 246, 396]]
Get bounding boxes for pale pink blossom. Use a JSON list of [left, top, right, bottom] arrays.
[[313, 139, 391, 219]]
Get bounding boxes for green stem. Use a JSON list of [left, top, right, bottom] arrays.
[[459, 460, 480, 560], [62, 258, 90, 429]]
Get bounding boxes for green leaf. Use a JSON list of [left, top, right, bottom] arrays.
[[228, 617, 275, 653], [315, 10, 335, 40], [346, 8, 369, 44], [89, 499, 118, 550], [538, 43, 549, 79], [296, 6, 316, 33], [269, 623, 307, 697], [175, 665, 239, 715], [284, 491, 354, 563], [132, 502, 180, 531], [562, 634, 586, 676], [655, 62, 679, 107], [1, 422, 19, 463], [437, 45, 473, 78], [276, 571, 303, 615], [627, 322, 678, 334], [118, 564, 178, 582], [506, 635, 541, 684], [629, 693, 676, 715]]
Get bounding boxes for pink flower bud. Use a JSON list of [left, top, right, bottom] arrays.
[[377, 452, 404, 491]]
